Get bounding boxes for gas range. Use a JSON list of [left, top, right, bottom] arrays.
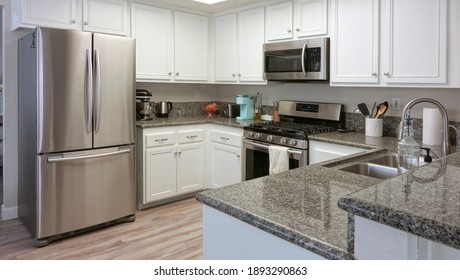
[[243, 122, 336, 149]]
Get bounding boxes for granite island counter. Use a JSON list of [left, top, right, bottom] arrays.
[[197, 131, 460, 260]]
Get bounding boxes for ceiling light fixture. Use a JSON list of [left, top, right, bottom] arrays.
[[192, 0, 227, 4]]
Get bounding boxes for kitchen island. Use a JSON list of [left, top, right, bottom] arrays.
[[197, 131, 460, 260]]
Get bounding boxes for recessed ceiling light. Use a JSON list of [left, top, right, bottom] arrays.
[[192, 0, 227, 4]]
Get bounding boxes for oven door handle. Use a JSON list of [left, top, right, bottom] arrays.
[[244, 140, 304, 156]]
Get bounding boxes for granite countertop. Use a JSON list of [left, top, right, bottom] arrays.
[[136, 115, 257, 129], [197, 130, 459, 259]]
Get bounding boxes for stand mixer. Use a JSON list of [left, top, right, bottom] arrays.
[[136, 89, 154, 120]]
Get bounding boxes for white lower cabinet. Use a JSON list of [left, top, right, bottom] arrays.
[[210, 143, 241, 188], [309, 140, 366, 164], [208, 126, 243, 188], [355, 216, 460, 260], [137, 125, 206, 208]]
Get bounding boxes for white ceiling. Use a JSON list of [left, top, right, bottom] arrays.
[[143, 0, 266, 13]]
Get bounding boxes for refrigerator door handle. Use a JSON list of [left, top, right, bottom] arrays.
[[94, 48, 101, 132], [86, 49, 93, 134], [47, 147, 131, 163]]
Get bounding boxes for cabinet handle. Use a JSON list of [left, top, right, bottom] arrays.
[[236, 154, 241, 158], [372, 72, 377, 76], [295, 27, 300, 32], [287, 28, 292, 33], [84, 21, 89, 25], [178, 151, 182, 156], [72, 19, 77, 24], [186, 135, 198, 139], [176, 72, 179, 76], [174, 152, 177, 156], [220, 137, 230, 141], [232, 73, 236, 77], [168, 72, 172, 76], [155, 138, 168, 142], [238, 73, 241, 77], [384, 72, 390, 76]]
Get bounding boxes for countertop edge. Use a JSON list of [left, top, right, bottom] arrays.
[[338, 197, 460, 251], [196, 193, 356, 260]]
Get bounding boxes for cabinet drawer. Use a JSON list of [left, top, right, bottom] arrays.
[[145, 132, 175, 148], [210, 130, 242, 147], [178, 129, 204, 144]]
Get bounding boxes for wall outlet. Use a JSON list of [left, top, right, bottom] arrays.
[[392, 97, 401, 111], [194, 90, 200, 98]]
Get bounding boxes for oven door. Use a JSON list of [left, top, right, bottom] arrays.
[[243, 139, 308, 181]]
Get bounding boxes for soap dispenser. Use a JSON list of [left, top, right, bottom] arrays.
[[398, 111, 420, 170]]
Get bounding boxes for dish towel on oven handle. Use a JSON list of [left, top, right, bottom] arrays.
[[269, 146, 289, 175]]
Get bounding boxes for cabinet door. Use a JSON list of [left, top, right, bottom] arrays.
[[82, 0, 129, 36], [295, 0, 328, 38], [266, 2, 293, 41], [238, 7, 265, 82], [131, 4, 173, 81], [210, 143, 242, 188], [214, 13, 238, 82], [145, 147, 176, 203], [18, 0, 80, 30], [177, 143, 204, 194], [382, 0, 447, 84], [175, 12, 209, 81], [330, 0, 379, 84]]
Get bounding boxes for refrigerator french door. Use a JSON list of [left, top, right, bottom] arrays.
[[18, 27, 136, 246]]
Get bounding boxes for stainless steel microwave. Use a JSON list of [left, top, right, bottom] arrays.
[[263, 37, 329, 81]]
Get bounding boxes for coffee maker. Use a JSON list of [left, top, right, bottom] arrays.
[[236, 95, 254, 120]]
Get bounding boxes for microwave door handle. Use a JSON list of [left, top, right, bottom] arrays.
[[301, 43, 307, 77]]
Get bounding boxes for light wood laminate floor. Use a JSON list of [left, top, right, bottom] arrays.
[[0, 198, 203, 260]]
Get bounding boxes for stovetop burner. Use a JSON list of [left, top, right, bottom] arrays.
[[246, 121, 336, 137]]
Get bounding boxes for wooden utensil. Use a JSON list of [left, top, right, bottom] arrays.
[[374, 101, 388, 119]]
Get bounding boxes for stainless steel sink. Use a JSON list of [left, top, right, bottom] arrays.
[[332, 152, 408, 180], [337, 162, 407, 180]]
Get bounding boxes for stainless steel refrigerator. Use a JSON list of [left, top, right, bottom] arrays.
[[18, 27, 136, 246]]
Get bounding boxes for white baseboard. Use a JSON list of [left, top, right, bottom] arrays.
[[1, 204, 18, 221]]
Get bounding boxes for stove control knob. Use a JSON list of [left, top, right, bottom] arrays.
[[289, 139, 298, 146], [267, 135, 274, 142], [248, 132, 254, 138], [255, 133, 262, 140], [280, 138, 288, 145]]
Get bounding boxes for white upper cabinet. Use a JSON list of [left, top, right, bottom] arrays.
[[131, 4, 209, 83], [265, 2, 293, 41], [381, 0, 447, 84], [214, 13, 238, 82], [331, 0, 379, 84], [174, 11, 209, 81], [331, 0, 452, 87], [238, 7, 265, 82], [214, 7, 265, 83], [131, 4, 173, 81], [82, 0, 129, 36], [266, 0, 327, 41], [294, 0, 328, 38], [12, 0, 81, 30]]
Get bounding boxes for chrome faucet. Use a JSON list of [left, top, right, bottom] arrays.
[[399, 98, 450, 157]]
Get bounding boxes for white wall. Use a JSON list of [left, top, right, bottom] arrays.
[[1, 1, 29, 220], [136, 82, 218, 102], [217, 83, 460, 121]]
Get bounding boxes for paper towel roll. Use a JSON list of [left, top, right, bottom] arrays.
[[423, 108, 442, 145]]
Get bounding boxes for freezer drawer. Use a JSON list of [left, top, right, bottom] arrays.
[[36, 145, 136, 239]]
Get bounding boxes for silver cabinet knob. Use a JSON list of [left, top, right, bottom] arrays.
[[168, 72, 172, 76], [232, 73, 236, 77], [72, 19, 77, 23], [238, 73, 241, 77], [295, 27, 300, 32], [287, 28, 292, 33], [384, 72, 390, 76], [236, 154, 241, 158], [84, 21, 89, 25], [372, 72, 377, 76], [176, 72, 179, 76]]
